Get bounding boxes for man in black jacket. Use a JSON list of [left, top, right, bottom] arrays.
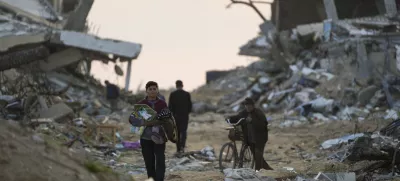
[[168, 80, 192, 153], [105, 80, 120, 112]]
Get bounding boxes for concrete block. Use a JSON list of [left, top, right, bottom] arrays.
[[39, 103, 73, 121], [38, 48, 84, 71]]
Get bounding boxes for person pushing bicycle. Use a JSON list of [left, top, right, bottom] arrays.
[[228, 97, 273, 171]]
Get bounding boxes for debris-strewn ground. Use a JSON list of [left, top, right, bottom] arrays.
[[5, 0, 400, 180], [123, 112, 386, 180], [0, 120, 133, 181]]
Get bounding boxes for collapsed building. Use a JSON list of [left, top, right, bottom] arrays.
[[0, 0, 143, 120], [203, 0, 400, 124], [207, 1, 400, 180], [0, 0, 141, 70]]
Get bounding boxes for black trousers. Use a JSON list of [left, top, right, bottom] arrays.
[[140, 139, 166, 181], [175, 115, 189, 152], [249, 142, 273, 171]]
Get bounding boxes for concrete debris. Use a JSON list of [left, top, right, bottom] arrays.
[[38, 102, 73, 121], [200, 3, 400, 129], [317, 119, 400, 180], [223, 168, 266, 181], [169, 157, 208, 172], [192, 102, 217, 114], [52, 30, 142, 60], [0, 0, 142, 72], [0, 1, 146, 179], [321, 133, 364, 149]]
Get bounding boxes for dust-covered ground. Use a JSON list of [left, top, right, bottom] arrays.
[[0, 109, 385, 181], [118, 112, 382, 180], [0, 120, 135, 181]]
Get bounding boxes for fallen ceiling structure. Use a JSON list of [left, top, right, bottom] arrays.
[[0, 0, 142, 72]]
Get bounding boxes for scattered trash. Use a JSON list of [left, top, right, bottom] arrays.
[[321, 133, 365, 149]]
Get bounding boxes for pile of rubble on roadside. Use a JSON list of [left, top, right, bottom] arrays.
[[0, 0, 162, 179], [196, 14, 400, 128], [314, 118, 400, 181]]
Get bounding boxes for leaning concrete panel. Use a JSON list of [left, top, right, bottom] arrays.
[[323, 0, 339, 21], [356, 41, 371, 79], [64, 0, 94, 31], [51, 31, 142, 60], [384, 0, 397, 17], [38, 48, 84, 71]]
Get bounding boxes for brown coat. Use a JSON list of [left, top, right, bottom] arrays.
[[230, 108, 272, 170], [230, 108, 268, 145]]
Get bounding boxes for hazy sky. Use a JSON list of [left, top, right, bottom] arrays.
[[88, 0, 271, 91]]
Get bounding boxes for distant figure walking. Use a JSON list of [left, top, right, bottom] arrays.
[[168, 80, 192, 153], [104, 80, 120, 112]]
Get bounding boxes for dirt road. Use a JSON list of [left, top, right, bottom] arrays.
[[120, 112, 380, 180]]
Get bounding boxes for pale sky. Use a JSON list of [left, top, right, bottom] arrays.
[[88, 0, 271, 91]]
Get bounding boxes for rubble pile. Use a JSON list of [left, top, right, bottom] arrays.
[[0, 0, 151, 180], [202, 15, 400, 127], [317, 119, 400, 180], [0, 119, 133, 181]]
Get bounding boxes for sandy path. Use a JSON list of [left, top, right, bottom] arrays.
[[120, 113, 380, 180]]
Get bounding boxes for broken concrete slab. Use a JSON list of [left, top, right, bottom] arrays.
[[39, 102, 73, 121], [321, 133, 364, 149], [296, 23, 323, 36], [224, 168, 265, 181], [384, 0, 398, 17], [51, 31, 142, 60], [358, 85, 380, 105], [314, 172, 356, 181], [369, 51, 400, 76], [36, 48, 84, 71], [323, 0, 339, 21], [63, 0, 94, 31]]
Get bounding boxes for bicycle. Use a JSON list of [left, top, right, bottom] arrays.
[[218, 118, 254, 172]]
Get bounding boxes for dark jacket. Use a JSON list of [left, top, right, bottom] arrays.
[[168, 89, 192, 116], [106, 84, 120, 99], [230, 108, 268, 144]]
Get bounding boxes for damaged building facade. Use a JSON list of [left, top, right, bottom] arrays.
[[203, 1, 400, 179], [271, 0, 399, 31], [0, 0, 141, 75], [0, 0, 142, 120], [201, 0, 400, 127]]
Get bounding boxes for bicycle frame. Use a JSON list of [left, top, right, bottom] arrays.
[[219, 118, 254, 170]]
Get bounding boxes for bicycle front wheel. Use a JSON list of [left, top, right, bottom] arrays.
[[219, 142, 237, 172], [239, 144, 255, 169]]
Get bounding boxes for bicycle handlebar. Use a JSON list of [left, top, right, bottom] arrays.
[[225, 118, 245, 126]]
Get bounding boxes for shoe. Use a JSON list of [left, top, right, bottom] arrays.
[[174, 152, 183, 158]]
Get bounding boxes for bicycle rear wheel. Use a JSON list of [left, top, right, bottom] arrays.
[[239, 144, 254, 169], [219, 142, 237, 172]]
